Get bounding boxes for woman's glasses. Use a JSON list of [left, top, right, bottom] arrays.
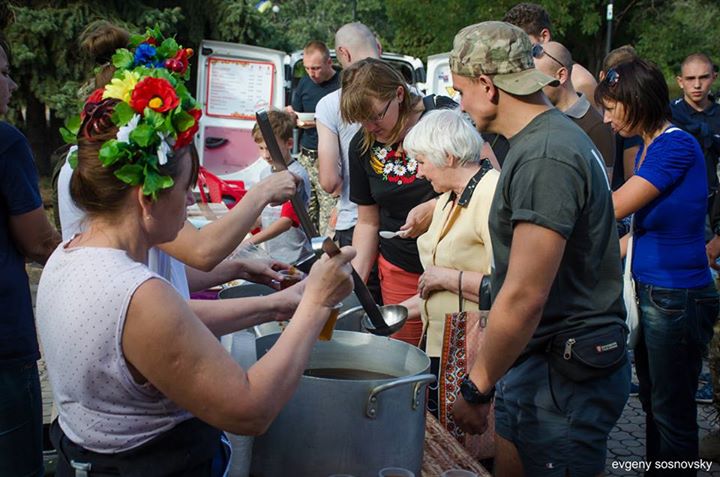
[[605, 68, 620, 87], [531, 43, 565, 69], [372, 98, 393, 123]]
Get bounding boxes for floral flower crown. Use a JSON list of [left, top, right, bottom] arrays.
[[61, 26, 201, 199]]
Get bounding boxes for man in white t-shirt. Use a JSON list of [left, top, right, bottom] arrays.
[[315, 22, 381, 247]]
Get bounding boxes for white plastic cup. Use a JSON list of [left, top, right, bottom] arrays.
[[441, 471, 478, 477], [378, 468, 415, 477]]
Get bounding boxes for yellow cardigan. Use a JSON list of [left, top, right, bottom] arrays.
[[416, 168, 499, 357]]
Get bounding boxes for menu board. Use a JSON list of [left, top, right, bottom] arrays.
[[205, 58, 275, 119]]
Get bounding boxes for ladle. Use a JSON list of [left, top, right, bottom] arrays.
[[310, 237, 407, 336], [255, 111, 407, 336]]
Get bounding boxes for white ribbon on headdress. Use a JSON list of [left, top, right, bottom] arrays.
[[115, 114, 172, 166], [157, 133, 172, 166], [116, 114, 141, 143]]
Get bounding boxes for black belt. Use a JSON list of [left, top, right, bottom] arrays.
[[300, 147, 318, 159]]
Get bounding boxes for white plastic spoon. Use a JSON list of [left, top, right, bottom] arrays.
[[379, 230, 402, 239]]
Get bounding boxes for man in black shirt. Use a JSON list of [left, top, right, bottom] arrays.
[[287, 41, 340, 234], [675, 52, 720, 461], [449, 21, 629, 476], [672, 54, 720, 223]]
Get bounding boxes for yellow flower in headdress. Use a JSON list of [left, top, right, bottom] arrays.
[[103, 70, 141, 103]]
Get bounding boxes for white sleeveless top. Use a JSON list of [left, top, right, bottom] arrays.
[[36, 243, 191, 453], [58, 154, 190, 300]]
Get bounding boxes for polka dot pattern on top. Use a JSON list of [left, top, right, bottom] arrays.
[[36, 242, 190, 453]]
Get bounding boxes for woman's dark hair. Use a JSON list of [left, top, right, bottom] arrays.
[[80, 21, 130, 64], [71, 101, 198, 219], [594, 58, 670, 136], [79, 21, 130, 91]]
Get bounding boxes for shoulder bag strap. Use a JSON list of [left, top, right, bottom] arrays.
[[457, 270, 464, 313], [624, 215, 634, 280], [423, 94, 437, 113]]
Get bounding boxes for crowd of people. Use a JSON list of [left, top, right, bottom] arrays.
[[2, 2, 720, 476]]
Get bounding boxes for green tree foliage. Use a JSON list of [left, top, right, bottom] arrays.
[[631, 0, 720, 78], [243, 0, 388, 52]]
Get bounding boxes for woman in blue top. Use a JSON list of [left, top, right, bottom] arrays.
[[597, 58, 719, 476]]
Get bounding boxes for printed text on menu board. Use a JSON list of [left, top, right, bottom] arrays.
[[206, 58, 275, 119]]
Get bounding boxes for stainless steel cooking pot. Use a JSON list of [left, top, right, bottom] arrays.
[[251, 331, 435, 477], [218, 283, 363, 337]]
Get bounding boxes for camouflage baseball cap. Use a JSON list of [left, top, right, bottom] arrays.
[[450, 21, 559, 95]]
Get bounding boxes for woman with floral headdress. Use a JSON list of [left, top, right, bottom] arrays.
[[341, 58, 456, 346], [36, 31, 354, 474], [58, 27, 304, 325]]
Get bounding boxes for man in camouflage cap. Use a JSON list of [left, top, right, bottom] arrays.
[[450, 21, 630, 477]]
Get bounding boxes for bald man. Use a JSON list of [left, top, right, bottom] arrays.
[[504, 2, 598, 109], [533, 41, 615, 177]]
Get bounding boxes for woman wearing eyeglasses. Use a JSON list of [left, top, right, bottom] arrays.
[[596, 58, 718, 475], [340, 58, 455, 345]]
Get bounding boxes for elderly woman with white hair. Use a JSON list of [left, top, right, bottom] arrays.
[[400, 109, 499, 414]]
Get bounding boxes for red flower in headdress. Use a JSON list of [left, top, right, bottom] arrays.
[[129, 77, 179, 114], [174, 109, 202, 150]]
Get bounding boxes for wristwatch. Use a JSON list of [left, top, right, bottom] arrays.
[[459, 376, 495, 405]]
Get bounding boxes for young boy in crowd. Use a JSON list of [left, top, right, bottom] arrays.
[[246, 110, 312, 264]]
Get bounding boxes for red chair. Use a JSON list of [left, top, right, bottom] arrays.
[[196, 166, 247, 208]]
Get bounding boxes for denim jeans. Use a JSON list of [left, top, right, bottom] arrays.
[[635, 281, 719, 476], [0, 361, 44, 477]]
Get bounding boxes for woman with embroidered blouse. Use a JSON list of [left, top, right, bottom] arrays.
[[341, 58, 456, 346], [400, 109, 499, 414]]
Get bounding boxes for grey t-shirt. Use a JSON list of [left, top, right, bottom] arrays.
[[489, 109, 625, 352], [314, 89, 360, 231]]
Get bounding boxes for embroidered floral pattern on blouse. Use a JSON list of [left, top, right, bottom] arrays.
[[369, 144, 418, 184]]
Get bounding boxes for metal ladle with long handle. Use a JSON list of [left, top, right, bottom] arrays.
[[255, 111, 407, 336]]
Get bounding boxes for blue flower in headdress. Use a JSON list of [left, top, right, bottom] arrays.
[[133, 43, 157, 67]]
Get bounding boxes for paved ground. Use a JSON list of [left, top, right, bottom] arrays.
[[28, 263, 720, 475], [606, 380, 720, 476]]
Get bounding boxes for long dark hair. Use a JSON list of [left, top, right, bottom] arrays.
[[594, 58, 670, 136]]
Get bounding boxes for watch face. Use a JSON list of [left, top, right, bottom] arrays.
[[460, 377, 482, 404], [460, 377, 494, 404]]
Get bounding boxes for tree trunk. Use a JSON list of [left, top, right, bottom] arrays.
[[25, 93, 51, 176]]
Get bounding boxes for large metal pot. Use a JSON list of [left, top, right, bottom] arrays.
[[251, 331, 435, 477], [219, 283, 363, 336]]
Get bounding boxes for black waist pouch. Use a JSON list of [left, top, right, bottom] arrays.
[[547, 324, 628, 382]]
